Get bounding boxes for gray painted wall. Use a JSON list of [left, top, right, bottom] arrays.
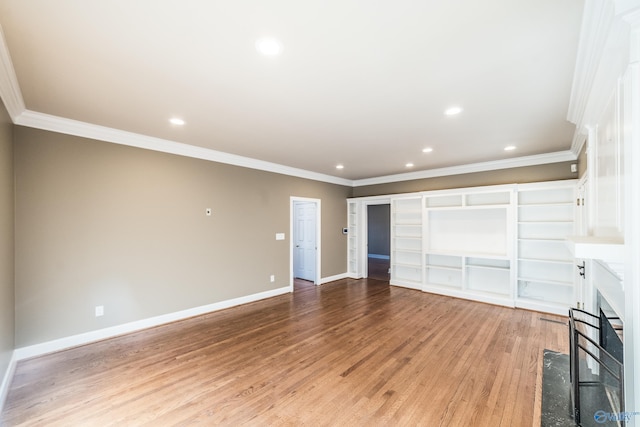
[[7, 120, 582, 350], [0, 100, 15, 384], [14, 127, 351, 347]]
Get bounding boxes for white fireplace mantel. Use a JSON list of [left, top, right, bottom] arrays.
[[565, 235, 625, 278], [566, 235, 626, 323], [565, 235, 624, 258]]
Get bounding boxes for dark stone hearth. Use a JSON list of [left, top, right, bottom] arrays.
[[541, 349, 576, 427], [541, 349, 627, 427]]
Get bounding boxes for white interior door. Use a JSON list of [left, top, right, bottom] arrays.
[[293, 201, 317, 282]]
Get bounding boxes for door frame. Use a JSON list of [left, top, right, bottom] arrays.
[[290, 197, 321, 288], [361, 198, 391, 278]]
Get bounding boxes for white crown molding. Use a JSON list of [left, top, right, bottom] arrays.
[[568, 0, 640, 155], [567, 0, 615, 127], [15, 110, 354, 187], [0, 24, 25, 121], [571, 128, 589, 158], [352, 151, 577, 187], [2, 10, 585, 190], [15, 110, 579, 189], [12, 110, 581, 190]]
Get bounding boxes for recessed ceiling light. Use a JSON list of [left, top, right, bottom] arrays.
[[444, 106, 463, 116], [422, 147, 433, 153], [405, 163, 414, 168], [255, 38, 282, 56], [169, 117, 185, 126], [504, 145, 516, 151], [336, 164, 344, 170]]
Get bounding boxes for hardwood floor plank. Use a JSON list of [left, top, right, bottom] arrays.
[[1, 278, 568, 426]]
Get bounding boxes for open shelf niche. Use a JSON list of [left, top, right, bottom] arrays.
[[422, 186, 515, 307]]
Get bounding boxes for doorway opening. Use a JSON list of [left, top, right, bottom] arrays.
[[290, 197, 321, 289], [367, 204, 390, 281]]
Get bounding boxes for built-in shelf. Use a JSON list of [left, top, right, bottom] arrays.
[[515, 181, 577, 314], [391, 196, 423, 289], [350, 180, 579, 315], [347, 201, 361, 278]]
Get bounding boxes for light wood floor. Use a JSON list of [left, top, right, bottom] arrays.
[[2, 278, 569, 426]]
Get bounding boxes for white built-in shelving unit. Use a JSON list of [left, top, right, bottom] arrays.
[[515, 181, 576, 314], [347, 201, 361, 278], [347, 179, 577, 315], [390, 196, 423, 289]]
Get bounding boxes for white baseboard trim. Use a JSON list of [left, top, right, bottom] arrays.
[[14, 286, 291, 361], [319, 273, 349, 284], [389, 280, 422, 291], [0, 351, 17, 414]]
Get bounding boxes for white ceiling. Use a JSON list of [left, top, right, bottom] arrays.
[[0, 0, 585, 181]]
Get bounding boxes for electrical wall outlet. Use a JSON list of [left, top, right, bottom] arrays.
[[270, 275, 275, 283], [95, 305, 104, 317]]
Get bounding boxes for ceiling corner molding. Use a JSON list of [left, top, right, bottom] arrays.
[[567, 0, 616, 127], [352, 151, 577, 187], [568, 1, 640, 137], [15, 110, 354, 187], [0, 24, 26, 121], [570, 127, 588, 157]]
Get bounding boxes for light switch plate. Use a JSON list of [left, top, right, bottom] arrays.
[[276, 233, 285, 240]]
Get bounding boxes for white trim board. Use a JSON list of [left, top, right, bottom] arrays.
[[319, 273, 349, 284], [16, 110, 353, 187], [14, 110, 577, 188], [0, 351, 17, 415], [351, 151, 577, 187], [13, 286, 291, 361], [0, 26, 25, 120]]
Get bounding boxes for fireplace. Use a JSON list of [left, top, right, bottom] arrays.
[[569, 307, 624, 425]]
